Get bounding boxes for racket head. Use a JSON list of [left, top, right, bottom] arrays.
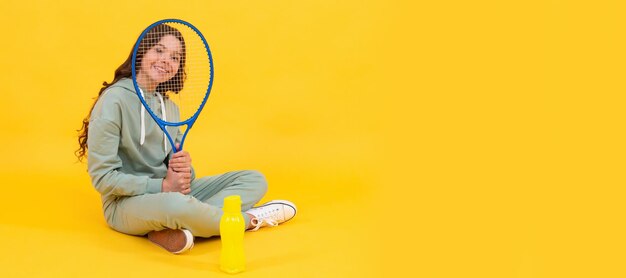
[[131, 19, 214, 129]]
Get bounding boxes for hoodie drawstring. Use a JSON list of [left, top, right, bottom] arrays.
[[156, 93, 168, 152], [139, 89, 146, 146], [139, 88, 168, 152]]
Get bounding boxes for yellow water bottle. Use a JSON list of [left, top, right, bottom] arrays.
[[220, 195, 246, 274]]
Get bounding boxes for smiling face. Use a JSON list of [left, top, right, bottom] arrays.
[[137, 35, 183, 92]]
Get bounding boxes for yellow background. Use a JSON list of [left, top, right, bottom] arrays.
[[0, 0, 625, 277]]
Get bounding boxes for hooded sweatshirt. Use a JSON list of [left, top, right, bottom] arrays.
[[87, 78, 195, 216]]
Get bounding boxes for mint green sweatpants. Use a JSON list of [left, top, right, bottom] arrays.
[[104, 170, 267, 238]]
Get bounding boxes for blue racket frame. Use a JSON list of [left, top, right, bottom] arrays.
[[131, 19, 214, 152]]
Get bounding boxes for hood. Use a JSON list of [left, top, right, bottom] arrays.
[[113, 78, 168, 151]]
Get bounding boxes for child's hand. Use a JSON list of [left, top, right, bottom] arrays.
[[170, 143, 192, 173], [162, 165, 192, 194]]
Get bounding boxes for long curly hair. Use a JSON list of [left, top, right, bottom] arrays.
[[76, 24, 186, 162]]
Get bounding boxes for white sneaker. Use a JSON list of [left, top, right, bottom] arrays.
[[246, 200, 297, 231], [147, 229, 194, 254]]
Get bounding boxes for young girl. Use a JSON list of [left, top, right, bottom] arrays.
[[76, 24, 296, 254]]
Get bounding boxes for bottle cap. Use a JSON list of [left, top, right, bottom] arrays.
[[223, 195, 242, 213]]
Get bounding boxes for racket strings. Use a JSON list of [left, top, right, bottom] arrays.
[[136, 22, 212, 127]]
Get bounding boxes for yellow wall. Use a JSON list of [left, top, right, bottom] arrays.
[[1, 0, 625, 277]]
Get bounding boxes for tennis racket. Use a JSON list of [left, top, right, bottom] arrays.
[[131, 19, 214, 152]]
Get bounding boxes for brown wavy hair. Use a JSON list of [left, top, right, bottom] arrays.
[[76, 24, 187, 162]]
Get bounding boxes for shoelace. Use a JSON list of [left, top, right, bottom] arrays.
[[250, 207, 282, 231], [250, 218, 278, 231]]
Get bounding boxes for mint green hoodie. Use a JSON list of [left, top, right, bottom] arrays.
[[87, 78, 195, 215]]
